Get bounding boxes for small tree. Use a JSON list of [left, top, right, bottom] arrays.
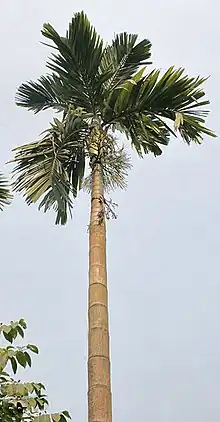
[[0, 319, 71, 421]]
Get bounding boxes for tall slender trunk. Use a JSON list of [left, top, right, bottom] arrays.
[[88, 163, 112, 422]]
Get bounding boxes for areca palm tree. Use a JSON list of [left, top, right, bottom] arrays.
[[11, 11, 215, 422]]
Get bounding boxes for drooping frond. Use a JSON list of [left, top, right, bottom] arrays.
[[102, 67, 215, 151], [100, 32, 151, 92], [0, 173, 12, 211], [11, 113, 88, 224], [113, 113, 170, 156]]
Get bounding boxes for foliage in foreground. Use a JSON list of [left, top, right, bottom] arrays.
[[0, 319, 71, 421]]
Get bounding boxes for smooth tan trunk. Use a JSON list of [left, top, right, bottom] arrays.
[[88, 164, 112, 422]]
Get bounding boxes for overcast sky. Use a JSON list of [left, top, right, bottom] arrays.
[[1, 0, 220, 421]]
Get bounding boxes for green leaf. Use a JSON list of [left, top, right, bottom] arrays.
[[35, 397, 47, 410], [26, 382, 34, 394], [100, 32, 151, 92], [27, 344, 39, 354], [11, 328, 18, 341], [41, 11, 104, 112], [103, 67, 215, 147], [16, 351, 27, 368], [16, 325, 24, 338], [3, 330, 13, 343], [24, 351, 32, 367], [16, 74, 71, 114], [2, 325, 11, 334], [28, 397, 37, 408], [32, 383, 42, 394], [15, 383, 26, 396], [62, 410, 71, 419], [19, 318, 27, 329], [133, 67, 146, 82], [11, 114, 87, 225], [0, 352, 8, 370], [52, 414, 61, 422], [7, 349, 15, 358]]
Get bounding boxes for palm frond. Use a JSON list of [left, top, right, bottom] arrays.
[[114, 113, 170, 156], [100, 33, 151, 92], [103, 67, 215, 148], [16, 74, 73, 113], [41, 11, 104, 112], [11, 114, 88, 225], [0, 173, 12, 211]]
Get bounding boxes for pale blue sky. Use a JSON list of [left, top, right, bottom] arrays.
[[1, 1, 220, 421]]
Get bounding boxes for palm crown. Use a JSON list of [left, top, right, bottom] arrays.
[[12, 11, 215, 224]]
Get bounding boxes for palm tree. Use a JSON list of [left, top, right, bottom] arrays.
[[11, 11, 215, 422], [0, 173, 12, 211]]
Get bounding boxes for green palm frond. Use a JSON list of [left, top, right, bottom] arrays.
[[103, 66, 215, 150], [100, 32, 151, 91], [16, 12, 109, 114], [11, 114, 88, 225], [42, 11, 103, 80], [41, 11, 105, 112], [15, 13, 153, 116], [11, 111, 132, 224], [0, 173, 12, 211], [16, 74, 74, 113], [113, 113, 170, 156]]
